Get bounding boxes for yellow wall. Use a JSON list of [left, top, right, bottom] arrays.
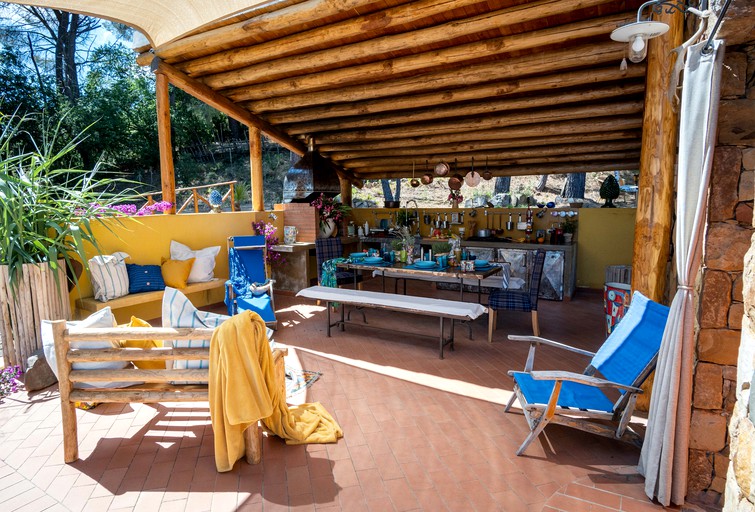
[[349, 206, 636, 290], [70, 211, 280, 323], [573, 208, 636, 289]]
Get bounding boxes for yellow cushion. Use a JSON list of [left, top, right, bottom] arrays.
[[161, 257, 194, 289], [119, 316, 164, 370]]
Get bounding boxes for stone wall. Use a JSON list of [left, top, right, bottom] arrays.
[[688, 43, 755, 509]]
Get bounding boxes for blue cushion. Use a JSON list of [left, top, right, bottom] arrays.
[[126, 264, 165, 293], [511, 371, 616, 413]]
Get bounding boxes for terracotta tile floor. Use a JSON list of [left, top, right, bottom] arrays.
[[0, 279, 717, 511]]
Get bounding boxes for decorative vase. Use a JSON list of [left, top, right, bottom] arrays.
[[563, 233, 573, 244], [319, 218, 337, 238]]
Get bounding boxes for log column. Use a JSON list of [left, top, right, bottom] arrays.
[[249, 126, 264, 212], [339, 177, 352, 207], [631, 9, 684, 301], [631, 9, 683, 412], [155, 72, 176, 213]]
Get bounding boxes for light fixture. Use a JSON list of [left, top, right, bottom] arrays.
[[610, 0, 679, 63]]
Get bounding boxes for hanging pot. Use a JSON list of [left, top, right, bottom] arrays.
[[435, 162, 450, 176], [482, 157, 492, 180], [464, 171, 481, 187], [410, 178, 420, 188], [448, 174, 463, 190], [421, 173, 433, 185]]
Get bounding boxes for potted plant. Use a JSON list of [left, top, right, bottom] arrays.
[[562, 217, 577, 244], [233, 181, 250, 210], [0, 113, 136, 369], [310, 193, 351, 238], [431, 241, 452, 256]]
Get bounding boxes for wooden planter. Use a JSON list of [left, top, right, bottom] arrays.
[[0, 261, 71, 369]]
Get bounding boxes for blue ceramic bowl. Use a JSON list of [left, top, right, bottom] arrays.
[[350, 252, 366, 260], [415, 260, 437, 268], [474, 259, 489, 267], [363, 256, 383, 264]]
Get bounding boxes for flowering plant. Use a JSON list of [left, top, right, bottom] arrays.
[[108, 201, 173, 216], [448, 191, 464, 204], [252, 221, 285, 266], [310, 193, 351, 229], [0, 365, 22, 401]]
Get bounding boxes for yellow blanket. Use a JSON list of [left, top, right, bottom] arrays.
[[209, 311, 343, 472]]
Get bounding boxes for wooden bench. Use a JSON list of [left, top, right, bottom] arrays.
[[296, 286, 487, 359], [75, 278, 227, 316], [49, 320, 286, 465]]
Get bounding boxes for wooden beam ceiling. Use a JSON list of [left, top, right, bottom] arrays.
[[146, 0, 647, 179]]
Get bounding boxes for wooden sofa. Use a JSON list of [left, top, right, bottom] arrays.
[[50, 320, 286, 465]]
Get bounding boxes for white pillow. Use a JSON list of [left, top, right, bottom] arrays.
[[41, 307, 136, 389], [170, 241, 220, 283], [89, 252, 130, 301]]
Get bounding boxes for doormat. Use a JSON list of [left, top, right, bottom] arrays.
[[285, 367, 322, 398]]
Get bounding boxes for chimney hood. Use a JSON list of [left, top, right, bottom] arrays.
[[283, 138, 340, 203]]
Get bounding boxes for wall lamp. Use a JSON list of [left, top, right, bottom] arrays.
[[610, 1, 710, 63]]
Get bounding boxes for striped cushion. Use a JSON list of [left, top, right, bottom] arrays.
[[89, 252, 130, 302], [162, 287, 229, 374], [127, 264, 165, 293]]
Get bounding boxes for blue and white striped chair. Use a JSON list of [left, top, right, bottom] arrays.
[[504, 291, 669, 455], [487, 249, 546, 343]]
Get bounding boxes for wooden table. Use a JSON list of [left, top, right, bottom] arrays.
[[337, 260, 505, 303]]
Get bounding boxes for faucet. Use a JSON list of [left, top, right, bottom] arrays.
[[405, 200, 420, 235]]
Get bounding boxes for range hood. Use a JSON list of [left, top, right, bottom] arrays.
[[283, 139, 340, 203]]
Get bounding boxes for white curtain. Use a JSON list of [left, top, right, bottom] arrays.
[[638, 40, 725, 506]]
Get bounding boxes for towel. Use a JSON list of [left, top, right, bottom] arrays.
[[209, 311, 342, 472]]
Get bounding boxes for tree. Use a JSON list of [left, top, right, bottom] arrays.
[[0, 48, 44, 116], [381, 178, 401, 203], [535, 174, 548, 192], [494, 176, 511, 194], [561, 173, 586, 199]]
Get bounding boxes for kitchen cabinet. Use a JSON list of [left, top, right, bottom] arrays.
[[463, 241, 576, 301]]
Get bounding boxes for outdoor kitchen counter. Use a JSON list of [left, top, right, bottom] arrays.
[[461, 239, 577, 301]]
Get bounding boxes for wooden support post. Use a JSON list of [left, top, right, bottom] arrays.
[[339, 177, 352, 207], [630, 8, 683, 411], [631, 8, 683, 302], [250, 126, 264, 212], [155, 72, 176, 214], [51, 320, 78, 463]]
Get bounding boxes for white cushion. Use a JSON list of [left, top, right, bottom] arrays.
[[89, 252, 130, 301], [170, 241, 220, 283], [41, 307, 136, 389]]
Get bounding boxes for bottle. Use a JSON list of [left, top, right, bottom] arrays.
[[525, 207, 533, 242]]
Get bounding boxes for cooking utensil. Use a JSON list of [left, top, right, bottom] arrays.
[[464, 157, 481, 187], [421, 173, 433, 185], [423, 213, 431, 224], [448, 174, 463, 190], [435, 162, 450, 176], [482, 157, 493, 180], [477, 228, 491, 238]]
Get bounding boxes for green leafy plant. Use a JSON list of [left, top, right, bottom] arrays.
[[233, 181, 250, 206], [562, 217, 578, 234], [432, 241, 452, 254], [0, 112, 138, 293]]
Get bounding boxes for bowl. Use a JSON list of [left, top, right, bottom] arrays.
[[415, 260, 437, 268], [350, 252, 366, 260], [363, 256, 383, 264], [474, 259, 489, 267]]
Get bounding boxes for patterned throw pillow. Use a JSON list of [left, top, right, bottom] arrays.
[[126, 264, 165, 293], [89, 252, 130, 301], [170, 240, 221, 283]]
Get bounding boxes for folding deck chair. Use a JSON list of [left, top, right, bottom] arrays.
[[225, 235, 277, 329], [505, 291, 670, 455]]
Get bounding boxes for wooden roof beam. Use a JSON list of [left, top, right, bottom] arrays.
[[152, 0, 401, 63], [199, 7, 629, 89], [324, 131, 643, 160], [339, 141, 642, 168], [352, 161, 641, 179], [316, 117, 644, 152], [178, 0, 490, 76], [312, 101, 644, 144], [151, 58, 361, 187], [356, 151, 642, 174], [263, 66, 646, 124], [288, 87, 646, 135], [243, 43, 627, 110]]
